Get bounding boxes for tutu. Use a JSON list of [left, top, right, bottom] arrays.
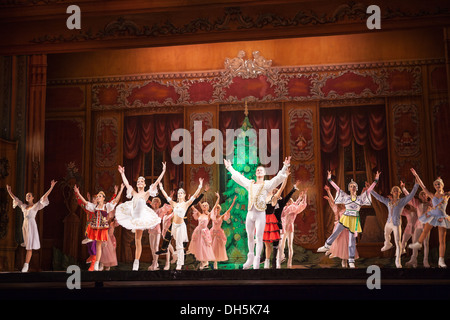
[[339, 214, 362, 233], [263, 213, 280, 243], [86, 225, 108, 242], [115, 196, 161, 231], [418, 196, 450, 228]]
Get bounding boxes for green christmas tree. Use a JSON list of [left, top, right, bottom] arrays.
[[220, 114, 260, 269]]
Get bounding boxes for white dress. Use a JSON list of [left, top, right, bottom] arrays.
[[115, 186, 161, 231], [13, 196, 49, 250]]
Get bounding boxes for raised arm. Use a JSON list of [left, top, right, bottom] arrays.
[[275, 173, 289, 198], [370, 189, 389, 206], [158, 183, 175, 206], [410, 168, 433, 198], [150, 162, 166, 191], [265, 156, 291, 191], [401, 183, 420, 205], [223, 195, 237, 220], [42, 180, 57, 201], [6, 185, 18, 201], [326, 170, 341, 191], [223, 158, 251, 190], [365, 171, 381, 194], [74, 185, 88, 206], [111, 184, 125, 205], [213, 192, 221, 212], [186, 178, 204, 207], [118, 165, 135, 197]]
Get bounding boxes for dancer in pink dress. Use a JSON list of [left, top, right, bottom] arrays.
[[188, 195, 219, 269], [401, 180, 431, 268], [211, 194, 237, 269], [279, 189, 307, 268], [323, 185, 359, 268], [100, 212, 119, 270], [7, 180, 57, 272]]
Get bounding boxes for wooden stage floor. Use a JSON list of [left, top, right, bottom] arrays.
[[1, 267, 449, 301]]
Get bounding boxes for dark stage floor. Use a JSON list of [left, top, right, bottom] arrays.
[[1, 267, 449, 301]]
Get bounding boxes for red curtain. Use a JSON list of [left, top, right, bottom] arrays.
[[123, 114, 183, 188], [320, 106, 388, 193]]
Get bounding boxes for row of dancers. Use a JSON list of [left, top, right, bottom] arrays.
[[5, 158, 449, 272], [318, 168, 450, 268]]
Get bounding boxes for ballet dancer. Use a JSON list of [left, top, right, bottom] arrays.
[[7, 180, 57, 272], [188, 193, 219, 269], [322, 184, 355, 268], [264, 174, 299, 269], [74, 184, 124, 271], [76, 192, 98, 267], [115, 163, 165, 271], [317, 170, 380, 268], [279, 189, 307, 268], [223, 156, 291, 270], [156, 185, 208, 256], [159, 178, 204, 270], [370, 177, 419, 268], [211, 195, 236, 269], [409, 169, 450, 268], [159, 203, 175, 270], [401, 181, 431, 268], [148, 197, 163, 271]]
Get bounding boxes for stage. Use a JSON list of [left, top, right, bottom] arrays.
[[1, 267, 449, 301]]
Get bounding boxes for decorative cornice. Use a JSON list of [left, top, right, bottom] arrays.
[[47, 58, 444, 85], [30, 3, 450, 44]]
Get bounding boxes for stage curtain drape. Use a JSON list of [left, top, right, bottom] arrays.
[[320, 106, 389, 234], [123, 114, 183, 189]]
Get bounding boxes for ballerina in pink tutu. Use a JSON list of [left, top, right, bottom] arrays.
[[323, 185, 359, 268], [188, 194, 219, 269], [211, 194, 237, 269]]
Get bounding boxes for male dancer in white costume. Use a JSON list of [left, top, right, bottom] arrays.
[[223, 156, 291, 269]]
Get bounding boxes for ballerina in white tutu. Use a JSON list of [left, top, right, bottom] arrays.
[[115, 163, 166, 271]]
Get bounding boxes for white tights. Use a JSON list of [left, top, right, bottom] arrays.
[[245, 208, 267, 269]]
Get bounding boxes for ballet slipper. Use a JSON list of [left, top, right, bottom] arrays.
[[243, 253, 254, 270], [381, 242, 393, 251], [86, 255, 95, 264], [395, 256, 402, 269], [132, 259, 139, 271], [408, 242, 422, 250], [438, 257, 447, 268], [21, 263, 29, 273], [405, 258, 417, 268], [88, 257, 96, 271], [317, 243, 330, 253], [253, 255, 261, 270]]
